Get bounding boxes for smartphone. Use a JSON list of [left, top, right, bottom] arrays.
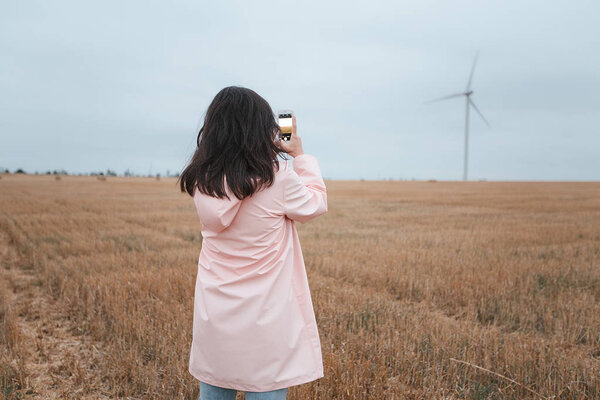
[[277, 110, 294, 141]]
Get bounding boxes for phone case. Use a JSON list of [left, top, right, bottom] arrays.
[[277, 109, 294, 142]]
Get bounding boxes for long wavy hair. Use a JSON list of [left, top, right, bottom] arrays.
[[178, 86, 288, 200]]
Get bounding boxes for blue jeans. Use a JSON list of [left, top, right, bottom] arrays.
[[199, 381, 288, 400]]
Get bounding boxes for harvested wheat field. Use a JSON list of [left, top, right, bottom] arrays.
[[0, 173, 598, 399]]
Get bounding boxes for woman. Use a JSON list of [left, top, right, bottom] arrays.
[[178, 86, 328, 400]]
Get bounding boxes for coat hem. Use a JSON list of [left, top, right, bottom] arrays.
[[189, 366, 324, 392]]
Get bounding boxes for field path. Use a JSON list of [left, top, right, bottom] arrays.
[[0, 230, 112, 399]]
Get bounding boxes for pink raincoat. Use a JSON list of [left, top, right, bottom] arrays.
[[188, 154, 327, 391]]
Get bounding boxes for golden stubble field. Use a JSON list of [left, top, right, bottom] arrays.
[[0, 174, 598, 399]]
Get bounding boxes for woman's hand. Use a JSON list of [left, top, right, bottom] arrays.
[[275, 115, 304, 158]]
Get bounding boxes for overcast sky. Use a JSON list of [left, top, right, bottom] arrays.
[[1, 0, 599, 180]]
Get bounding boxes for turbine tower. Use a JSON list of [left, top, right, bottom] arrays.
[[425, 52, 491, 181]]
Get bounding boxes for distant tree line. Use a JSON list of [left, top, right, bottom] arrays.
[[0, 168, 180, 178]]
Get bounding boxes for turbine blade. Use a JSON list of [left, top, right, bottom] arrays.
[[469, 98, 491, 128], [423, 93, 464, 104], [466, 51, 479, 91]]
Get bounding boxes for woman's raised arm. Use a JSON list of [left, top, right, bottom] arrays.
[[283, 154, 327, 224]]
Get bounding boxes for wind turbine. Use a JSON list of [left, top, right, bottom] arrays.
[[425, 51, 491, 181]]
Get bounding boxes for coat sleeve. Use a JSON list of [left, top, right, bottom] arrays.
[[283, 154, 328, 224]]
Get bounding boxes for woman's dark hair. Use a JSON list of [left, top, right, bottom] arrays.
[[178, 86, 288, 200]]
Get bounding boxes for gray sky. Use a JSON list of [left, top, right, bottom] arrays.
[[1, 0, 599, 180]]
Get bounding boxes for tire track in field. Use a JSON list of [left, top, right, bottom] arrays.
[[0, 224, 112, 399]]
